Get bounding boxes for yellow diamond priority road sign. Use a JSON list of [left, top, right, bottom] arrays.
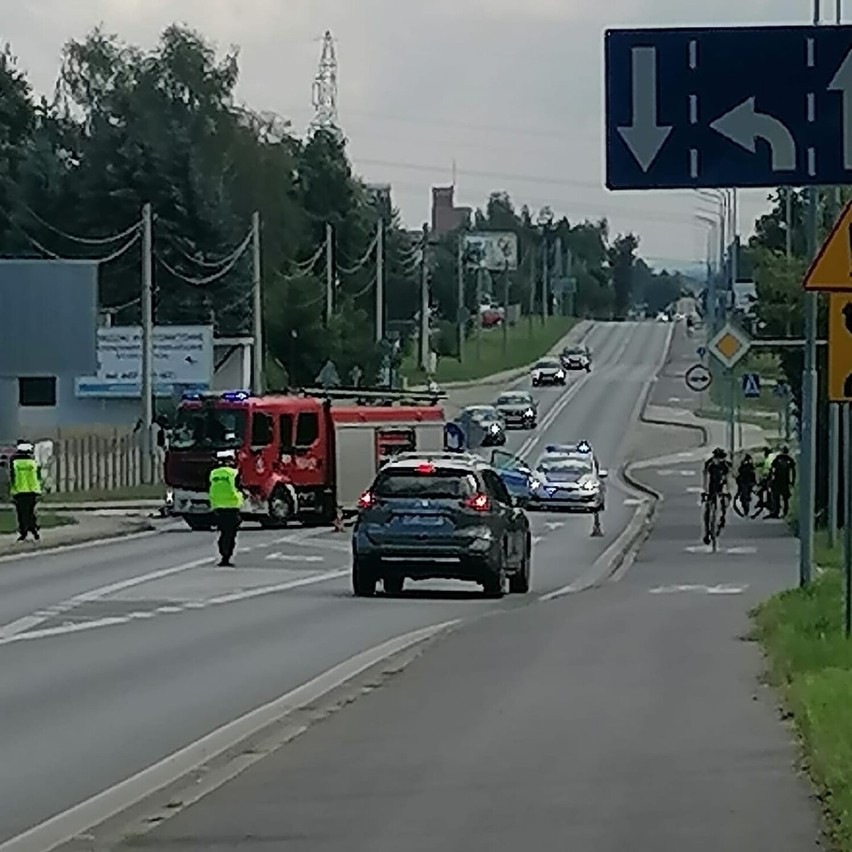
[[707, 322, 751, 369]]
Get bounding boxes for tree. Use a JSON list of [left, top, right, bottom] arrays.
[[608, 233, 638, 319]]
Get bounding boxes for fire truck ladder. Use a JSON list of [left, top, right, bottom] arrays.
[[298, 387, 446, 406]]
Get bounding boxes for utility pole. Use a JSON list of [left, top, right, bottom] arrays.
[[554, 235, 564, 316], [324, 223, 333, 325], [501, 262, 510, 355], [419, 223, 430, 373], [456, 233, 465, 361], [375, 218, 384, 343], [251, 211, 263, 394], [541, 234, 548, 324], [140, 202, 154, 485], [476, 263, 484, 361], [565, 248, 575, 317], [800, 0, 821, 587], [527, 248, 535, 337]]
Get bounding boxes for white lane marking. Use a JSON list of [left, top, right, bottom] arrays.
[[686, 486, 703, 493], [668, 396, 682, 402], [0, 619, 461, 852], [0, 530, 316, 640], [649, 584, 747, 595], [543, 521, 564, 531], [725, 546, 758, 555], [623, 497, 643, 506], [684, 545, 756, 555], [678, 470, 697, 476], [532, 535, 544, 544], [516, 324, 634, 460], [0, 569, 351, 646], [266, 553, 325, 562]]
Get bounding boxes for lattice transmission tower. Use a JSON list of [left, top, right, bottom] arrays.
[[309, 31, 342, 138]]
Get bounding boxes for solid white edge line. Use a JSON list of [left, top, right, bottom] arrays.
[[0, 619, 460, 852]]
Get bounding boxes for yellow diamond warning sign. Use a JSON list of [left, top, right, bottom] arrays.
[[803, 199, 852, 291], [707, 323, 751, 369]]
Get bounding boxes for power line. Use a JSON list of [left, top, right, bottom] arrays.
[[20, 204, 142, 245]]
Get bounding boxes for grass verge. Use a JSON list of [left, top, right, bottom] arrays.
[[752, 535, 852, 849], [402, 317, 577, 384], [0, 507, 76, 534], [41, 483, 166, 503]]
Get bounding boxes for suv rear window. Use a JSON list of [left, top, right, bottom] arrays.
[[373, 467, 478, 499]]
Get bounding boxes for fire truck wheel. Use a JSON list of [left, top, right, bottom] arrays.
[[352, 558, 377, 597], [267, 487, 295, 528]]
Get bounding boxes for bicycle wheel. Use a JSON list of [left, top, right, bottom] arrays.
[[750, 487, 769, 519], [708, 498, 718, 552], [733, 491, 748, 517]]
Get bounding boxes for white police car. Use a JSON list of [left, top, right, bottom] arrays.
[[528, 441, 607, 512]]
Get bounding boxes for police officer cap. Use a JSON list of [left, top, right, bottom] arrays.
[[16, 440, 34, 453], [216, 449, 236, 461], [712, 447, 726, 458]]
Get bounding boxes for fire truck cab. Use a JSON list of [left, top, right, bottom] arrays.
[[165, 388, 446, 531]]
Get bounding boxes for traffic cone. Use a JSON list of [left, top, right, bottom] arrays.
[[333, 506, 344, 533], [591, 511, 604, 537]]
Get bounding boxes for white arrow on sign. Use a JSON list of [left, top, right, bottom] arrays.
[[710, 97, 796, 171], [829, 49, 852, 169], [617, 46, 673, 172]]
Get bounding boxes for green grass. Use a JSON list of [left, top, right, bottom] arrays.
[[0, 508, 75, 534], [402, 317, 578, 384], [41, 483, 166, 503], [751, 533, 852, 850], [695, 406, 779, 429]]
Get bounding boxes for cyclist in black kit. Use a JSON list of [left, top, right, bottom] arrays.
[[702, 447, 732, 545]]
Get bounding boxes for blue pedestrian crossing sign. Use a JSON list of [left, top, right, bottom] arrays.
[[741, 372, 761, 399]]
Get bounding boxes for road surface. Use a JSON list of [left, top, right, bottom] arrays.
[[0, 320, 671, 845]]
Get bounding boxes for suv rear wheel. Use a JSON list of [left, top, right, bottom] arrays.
[[482, 553, 507, 598], [352, 557, 377, 597], [384, 575, 404, 595], [509, 547, 531, 594]]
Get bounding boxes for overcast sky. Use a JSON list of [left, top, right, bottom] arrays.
[[3, 0, 834, 268]]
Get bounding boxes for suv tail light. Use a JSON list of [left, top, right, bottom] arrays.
[[463, 493, 491, 512], [358, 491, 375, 509]]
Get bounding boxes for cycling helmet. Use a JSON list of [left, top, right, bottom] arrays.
[[712, 447, 726, 458]]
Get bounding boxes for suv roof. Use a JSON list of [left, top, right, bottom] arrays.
[[382, 453, 489, 472]]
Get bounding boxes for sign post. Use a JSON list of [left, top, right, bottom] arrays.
[[845, 403, 852, 638]]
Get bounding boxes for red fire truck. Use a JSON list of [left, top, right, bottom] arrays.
[[164, 388, 446, 530]]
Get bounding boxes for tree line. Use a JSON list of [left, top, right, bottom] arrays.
[[0, 25, 685, 386]]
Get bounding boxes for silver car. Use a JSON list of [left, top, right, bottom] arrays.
[[527, 451, 607, 512], [531, 358, 566, 387], [492, 391, 538, 429]]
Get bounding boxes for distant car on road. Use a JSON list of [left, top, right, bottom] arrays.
[[531, 358, 566, 387], [492, 391, 538, 429], [352, 455, 532, 597], [459, 405, 507, 446], [560, 345, 591, 372]]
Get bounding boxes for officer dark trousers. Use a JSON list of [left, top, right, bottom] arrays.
[[215, 508, 241, 563], [13, 493, 39, 539]]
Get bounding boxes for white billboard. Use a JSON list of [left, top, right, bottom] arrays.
[[463, 231, 518, 271], [75, 325, 214, 398]]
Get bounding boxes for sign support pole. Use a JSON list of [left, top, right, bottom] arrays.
[[798, 0, 822, 588], [456, 233, 464, 361], [830, 403, 840, 549], [727, 369, 736, 458], [844, 403, 851, 638]]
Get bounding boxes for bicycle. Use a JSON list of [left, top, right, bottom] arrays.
[[702, 491, 727, 552]]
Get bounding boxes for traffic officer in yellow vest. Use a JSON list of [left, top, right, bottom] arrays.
[[208, 449, 243, 567], [9, 440, 41, 542]]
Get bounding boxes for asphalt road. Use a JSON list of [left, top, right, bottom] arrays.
[[0, 320, 671, 845], [124, 407, 821, 852]]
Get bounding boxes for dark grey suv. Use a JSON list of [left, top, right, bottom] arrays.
[[352, 455, 532, 598]]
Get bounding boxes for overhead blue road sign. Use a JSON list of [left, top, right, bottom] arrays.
[[742, 372, 761, 399], [605, 25, 852, 189]]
